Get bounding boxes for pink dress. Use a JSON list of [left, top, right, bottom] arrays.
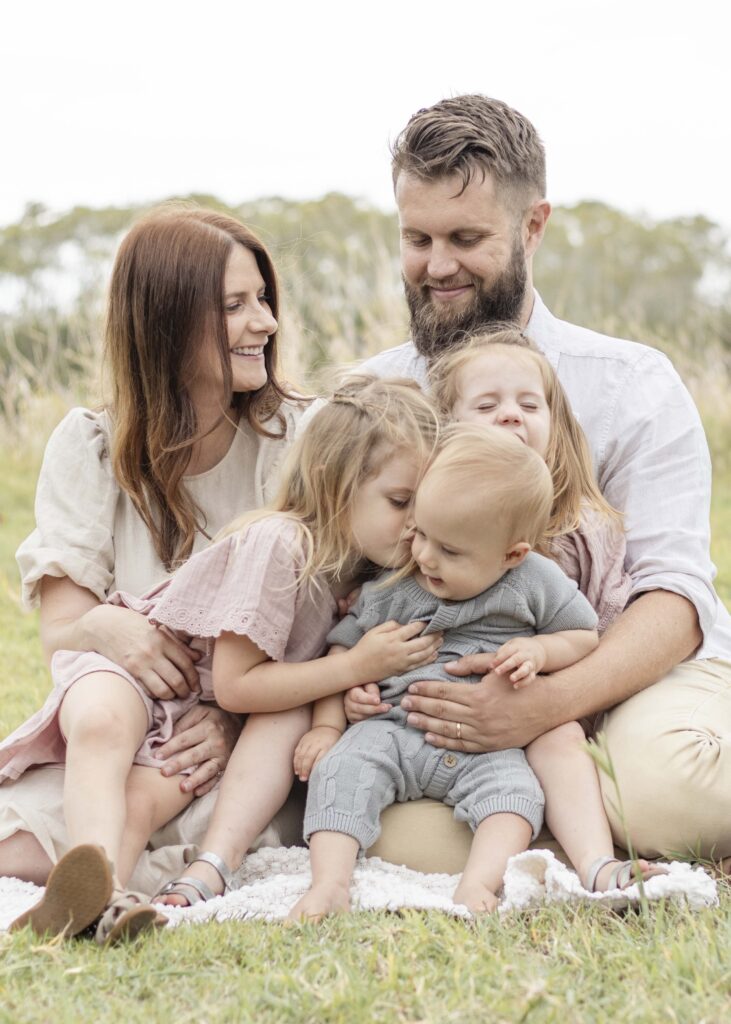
[[0, 516, 337, 782], [550, 509, 632, 635]]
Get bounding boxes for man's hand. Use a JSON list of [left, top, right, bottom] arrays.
[[293, 725, 342, 782], [400, 654, 550, 752], [156, 704, 243, 796], [343, 682, 393, 723], [399, 593, 703, 753]]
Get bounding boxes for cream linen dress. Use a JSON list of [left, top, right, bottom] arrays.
[[2, 402, 306, 893]]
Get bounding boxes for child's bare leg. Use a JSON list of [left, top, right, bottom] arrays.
[[59, 672, 147, 886], [115, 765, 195, 888], [527, 723, 666, 890], [453, 812, 532, 914], [158, 706, 310, 905], [288, 831, 359, 922]]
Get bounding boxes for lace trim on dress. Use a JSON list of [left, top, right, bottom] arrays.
[[151, 605, 287, 661]]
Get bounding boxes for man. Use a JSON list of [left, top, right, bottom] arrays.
[[357, 95, 731, 871]]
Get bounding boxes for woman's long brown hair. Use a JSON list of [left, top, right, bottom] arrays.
[[106, 204, 297, 570]]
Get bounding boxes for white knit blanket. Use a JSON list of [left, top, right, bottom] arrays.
[[0, 848, 717, 930]]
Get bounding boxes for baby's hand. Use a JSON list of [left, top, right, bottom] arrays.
[[344, 682, 392, 723], [293, 726, 343, 782], [491, 637, 547, 688], [350, 621, 442, 683], [337, 586, 362, 619]]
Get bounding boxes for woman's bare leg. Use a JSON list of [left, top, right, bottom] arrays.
[[0, 832, 53, 885]]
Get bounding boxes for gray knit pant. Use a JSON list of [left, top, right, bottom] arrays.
[[304, 719, 544, 850]]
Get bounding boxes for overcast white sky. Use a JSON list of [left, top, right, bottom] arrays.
[[2, 0, 730, 228]]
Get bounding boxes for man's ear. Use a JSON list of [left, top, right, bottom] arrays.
[[522, 200, 551, 258], [504, 541, 531, 568]]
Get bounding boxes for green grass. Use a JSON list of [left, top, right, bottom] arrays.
[[1, 443, 731, 1023]]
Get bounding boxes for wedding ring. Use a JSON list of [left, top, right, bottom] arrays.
[[456, 722, 462, 741]]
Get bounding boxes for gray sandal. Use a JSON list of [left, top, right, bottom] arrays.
[[155, 851, 234, 907], [94, 889, 167, 946], [585, 855, 667, 892]]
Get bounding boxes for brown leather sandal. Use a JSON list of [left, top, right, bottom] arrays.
[[94, 889, 167, 946], [9, 844, 113, 939]]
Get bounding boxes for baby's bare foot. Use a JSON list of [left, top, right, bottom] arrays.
[[287, 883, 351, 923], [452, 879, 499, 915]]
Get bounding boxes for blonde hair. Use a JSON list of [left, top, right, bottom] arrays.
[[220, 376, 440, 586], [423, 422, 553, 548], [430, 329, 619, 538]]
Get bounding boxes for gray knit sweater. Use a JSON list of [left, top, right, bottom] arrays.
[[329, 552, 598, 712]]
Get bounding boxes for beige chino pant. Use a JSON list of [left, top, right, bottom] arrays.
[[368, 658, 731, 871]]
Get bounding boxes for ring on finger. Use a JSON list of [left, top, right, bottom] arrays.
[[456, 722, 462, 741]]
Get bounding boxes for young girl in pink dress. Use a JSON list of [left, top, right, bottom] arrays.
[[4, 376, 440, 941], [346, 330, 668, 896]]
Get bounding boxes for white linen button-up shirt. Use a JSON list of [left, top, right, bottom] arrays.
[[360, 292, 731, 662]]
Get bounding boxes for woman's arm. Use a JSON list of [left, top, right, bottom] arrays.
[[39, 575, 200, 698], [213, 621, 442, 714], [39, 575, 239, 795]]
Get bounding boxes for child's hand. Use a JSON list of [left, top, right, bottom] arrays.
[[337, 586, 362, 619], [344, 682, 393, 723], [350, 620, 442, 683], [293, 726, 342, 782], [491, 637, 547, 688]]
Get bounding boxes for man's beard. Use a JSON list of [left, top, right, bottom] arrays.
[[405, 238, 528, 362]]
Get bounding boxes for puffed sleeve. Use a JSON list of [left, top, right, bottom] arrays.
[[550, 512, 632, 635], [16, 408, 119, 608], [149, 517, 304, 662], [516, 557, 593, 634]]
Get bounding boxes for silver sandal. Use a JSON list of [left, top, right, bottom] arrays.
[[584, 855, 667, 892], [155, 851, 234, 907]]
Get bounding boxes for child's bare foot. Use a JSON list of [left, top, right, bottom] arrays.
[[584, 856, 669, 893], [452, 879, 499, 915], [287, 882, 351, 923], [156, 851, 233, 907]]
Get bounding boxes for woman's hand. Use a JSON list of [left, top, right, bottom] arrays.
[[399, 653, 554, 752], [349, 621, 442, 684], [83, 605, 201, 699], [343, 683, 393, 723], [155, 704, 243, 796], [293, 725, 342, 782]]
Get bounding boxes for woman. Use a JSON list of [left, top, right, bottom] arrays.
[[1, 204, 307, 892]]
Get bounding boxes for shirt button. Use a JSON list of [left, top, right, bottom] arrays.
[[443, 753, 458, 768]]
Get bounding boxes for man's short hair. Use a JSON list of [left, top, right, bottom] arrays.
[[391, 95, 546, 207]]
